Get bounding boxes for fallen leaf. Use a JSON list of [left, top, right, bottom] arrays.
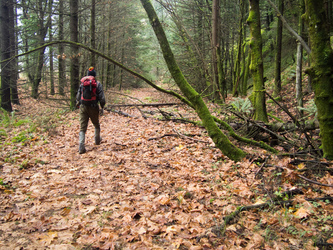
[[81, 206, 96, 215], [38, 231, 58, 245], [294, 207, 310, 218], [155, 194, 170, 205], [297, 163, 306, 170]]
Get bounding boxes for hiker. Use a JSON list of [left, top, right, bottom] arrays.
[[76, 67, 106, 154]]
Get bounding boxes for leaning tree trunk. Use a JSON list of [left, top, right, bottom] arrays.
[[304, 0, 333, 159], [140, 0, 246, 161], [247, 0, 268, 123]]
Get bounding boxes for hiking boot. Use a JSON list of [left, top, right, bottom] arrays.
[[79, 131, 86, 154], [95, 128, 101, 145]]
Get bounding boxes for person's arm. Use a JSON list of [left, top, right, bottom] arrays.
[[96, 82, 106, 108], [76, 84, 81, 106]]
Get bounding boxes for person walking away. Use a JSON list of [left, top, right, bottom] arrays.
[[76, 67, 106, 154]]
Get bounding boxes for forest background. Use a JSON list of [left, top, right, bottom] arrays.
[[0, 0, 333, 249]]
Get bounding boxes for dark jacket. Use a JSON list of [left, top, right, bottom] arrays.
[[76, 80, 106, 108]]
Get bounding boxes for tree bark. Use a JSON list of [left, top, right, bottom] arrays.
[[233, 0, 245, 97], [242, 49, 251, 96], [49, 0, 54, 96], [31, 0, 51, 99], [140, 0, 246, 161], [90, 0, 96, 66], [304, 0, 333, 159], [247, 0, 268, 122], [9, 0, 19, 105], [0, 0, 13, 111], [211, 0, 223, 101], [70, 0, 80, 110], [273, 0, 284, 98], [58, 0, 65, 96], [295, 0, 305, 116]]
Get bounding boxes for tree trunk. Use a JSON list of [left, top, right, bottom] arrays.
[[70, 0, 80, 110], [8, 0, 19, 105], [242, 48, 251, 96], [90, 0, 96, 66], [49, 0, 54, 96], [247, 0, 268, 123], [106, 32, 112, 88], [233, 0, 245, 97], [304, 0, 333, 159], [295, 0, 305, 115], [58, 0, 65, 96], [31, 0, 50, 99], [7, 0, 18, 105], [21, 2, 33, 87], [140, 0, 246, 161], [211, 0, 223, 102], [324, 0, 332, 32], [119, 32, 125, 91], [295, 42, 303, 110], [273, 0, 284, 98], [0, 0, 13, 112]]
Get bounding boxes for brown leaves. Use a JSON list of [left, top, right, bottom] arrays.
[[38, 231, 58, 245], [293, 207, 311, 219], [1, 90, 332, 249]]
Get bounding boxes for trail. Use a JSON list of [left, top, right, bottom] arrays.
[[0, 89, 332, 249]]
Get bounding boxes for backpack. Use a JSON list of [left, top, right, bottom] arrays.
[[80, 76, 97, 105]]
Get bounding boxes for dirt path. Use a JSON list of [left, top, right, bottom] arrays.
[[0, 89, 332, 249]]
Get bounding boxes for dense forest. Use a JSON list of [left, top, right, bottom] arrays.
[[1, 0, 333, 159], [0, 0, 333, 249]]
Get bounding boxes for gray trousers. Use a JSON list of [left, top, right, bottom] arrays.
[[79, 104, 100, 132]]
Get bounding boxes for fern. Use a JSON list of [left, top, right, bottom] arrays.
[[230, 97, 253, 114], [298, 99, 317, 120]]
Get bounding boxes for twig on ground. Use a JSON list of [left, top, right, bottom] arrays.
[[110, 110, 136, 118], [108, 102, 184, 108], [148, 130, 208, 144], [148, 133, 179, 141], [200, 195, 333, 239], [265, 91, 321, 156], [265, 164, 333, 187], [255, 157, 269, 179], [172, 128, 209, 144]]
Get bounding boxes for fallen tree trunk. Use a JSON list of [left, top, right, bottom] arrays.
[[229, 120, 319, 132], [107, 102, 184, 108]]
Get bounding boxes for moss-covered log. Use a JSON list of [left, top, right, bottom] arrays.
[[304, 0, 333, 159], [140, 0, 246, 161]]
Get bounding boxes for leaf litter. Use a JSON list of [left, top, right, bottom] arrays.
[[0, 88, 332, 249]]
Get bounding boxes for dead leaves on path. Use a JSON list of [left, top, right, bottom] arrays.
[[0, 95, 332, 249]]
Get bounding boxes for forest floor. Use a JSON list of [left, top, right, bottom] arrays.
[[0, 85, 332, 249]]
